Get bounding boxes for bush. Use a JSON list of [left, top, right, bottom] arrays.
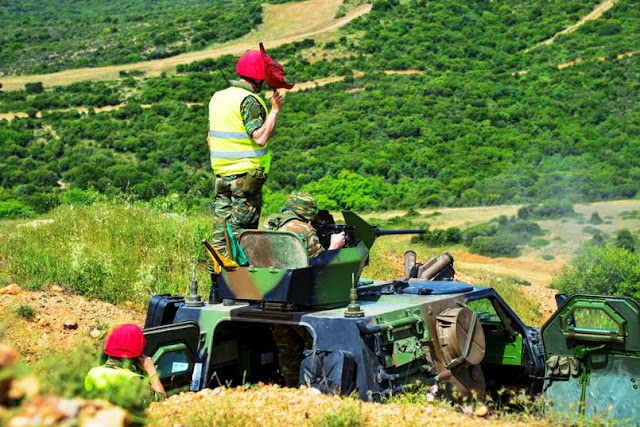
[[518, 201, 577, 220], [615, 229, 635, 253], [582, 225, 603, 236], [553, 246, 640, 300], [542, 254, 555, 261], [25, 82, 44, 94], [529, 238, 550, 249], [469, 232, 521, 257], [61, 188, 105, 206], [413, 227, 462, 246], [588, 212, 604, 225], [15, 304, 35, 320], [0, 199, 35, 219]]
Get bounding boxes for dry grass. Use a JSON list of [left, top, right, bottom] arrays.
[[147, 385, 543, 427], [0, 1, 372, 91]]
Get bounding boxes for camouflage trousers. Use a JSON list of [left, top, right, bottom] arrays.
[[212, 174, 263, 257], [272, 325, 312, 388]]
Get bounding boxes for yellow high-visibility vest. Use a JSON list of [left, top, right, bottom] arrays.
[[84, 365, 142, 393], [208, 86, 271, 176]]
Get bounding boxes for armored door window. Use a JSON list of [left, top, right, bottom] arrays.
[[570, 307, 620, 334]]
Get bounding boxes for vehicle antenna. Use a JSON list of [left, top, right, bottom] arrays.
[[218, 67, 230, 86]]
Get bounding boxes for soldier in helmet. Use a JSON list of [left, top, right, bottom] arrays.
[[263, 192, 346, 258], [85, 324, 166, 402], [208, 48, 285, 256]]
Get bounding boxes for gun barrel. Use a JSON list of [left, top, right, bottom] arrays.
[[374, 229, 426, 236]]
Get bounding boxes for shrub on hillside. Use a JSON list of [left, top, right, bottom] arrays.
[[469, 232, 521, 257], [0, 200, 35, 219], [529, 238, 550, 249], [588, 212, 604, 225], [412, 227, 462, 246], [413, 215, 543, 257], [615, 229, 636, 253], [552, 246, 640, 300], [518, 201, 577, 220], [61, 188, 105, 206]]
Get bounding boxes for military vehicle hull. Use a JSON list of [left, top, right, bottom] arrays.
[[143, 211, 640, 422], [144, 282, 546, 400]]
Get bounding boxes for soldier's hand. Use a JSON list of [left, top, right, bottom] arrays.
[[270, 90, 283, 112], [139, 356, 158, 376], [329, 231, 346, 250]]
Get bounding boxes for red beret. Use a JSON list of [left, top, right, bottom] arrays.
[[104, 324, 146, 358]]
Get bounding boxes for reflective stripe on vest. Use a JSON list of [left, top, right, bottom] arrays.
[[208, 86, 271, 176]]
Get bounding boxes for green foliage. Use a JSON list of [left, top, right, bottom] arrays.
[[615, 229, 636, 252], [24, 82, 43, 94], [302, 170, 393, 211], [0, 202, 212, 305], [412, 227, 462, 246], [553, 245, 640, 300], [528, 237, 550, 249], [518, 201, 577, 220], [61, 188, 106, 206], [0, 199, 35, 219], [0, 0, 639, 213], [542, 254, 555, 261], [469, 232, 522, 257], [413, 215, 544, 257], [620, 210, 640, 220], [0, 0, 276, 75], [588, 212, 604, 225], [15, 304, 35, 320], [582, 225, 604, 236]]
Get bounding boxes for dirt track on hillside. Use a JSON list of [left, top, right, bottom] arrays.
[[0, 0, 372, 91], [526, 0, 618, 51]]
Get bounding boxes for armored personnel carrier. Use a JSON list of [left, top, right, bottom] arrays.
[[143, 211, 640, 423]]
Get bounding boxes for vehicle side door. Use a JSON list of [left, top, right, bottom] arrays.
[[143, 321, 201, 393], [541, 295, 640, 423]]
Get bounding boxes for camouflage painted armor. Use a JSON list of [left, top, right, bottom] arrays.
[[212, 174, 263, 256], [263, 192, 323, 258]]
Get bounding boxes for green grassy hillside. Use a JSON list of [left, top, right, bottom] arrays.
[[0, 0, 291, 75], [0, 0, 638, 217]]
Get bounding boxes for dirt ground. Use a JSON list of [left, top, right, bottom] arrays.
[[0, 284, 143, 361]]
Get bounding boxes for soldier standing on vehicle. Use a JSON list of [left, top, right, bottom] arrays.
[[263, 192, 346, 258], [208, 49, 286, 257]]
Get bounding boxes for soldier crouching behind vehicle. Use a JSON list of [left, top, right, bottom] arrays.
[[264, 192, 345, 387], [263, 192, 346, 257], [85, 324, 166, 404]]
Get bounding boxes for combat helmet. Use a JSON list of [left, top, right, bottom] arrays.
[[282, 192, 317, 221]]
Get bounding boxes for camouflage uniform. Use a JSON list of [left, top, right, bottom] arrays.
[[211, 80, 267, 256], [263, 192, 324, 259], [264, 193, 320, 386], [272, 324, 313, 388]]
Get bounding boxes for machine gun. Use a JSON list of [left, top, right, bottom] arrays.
[[314, 210, 426, 249]]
